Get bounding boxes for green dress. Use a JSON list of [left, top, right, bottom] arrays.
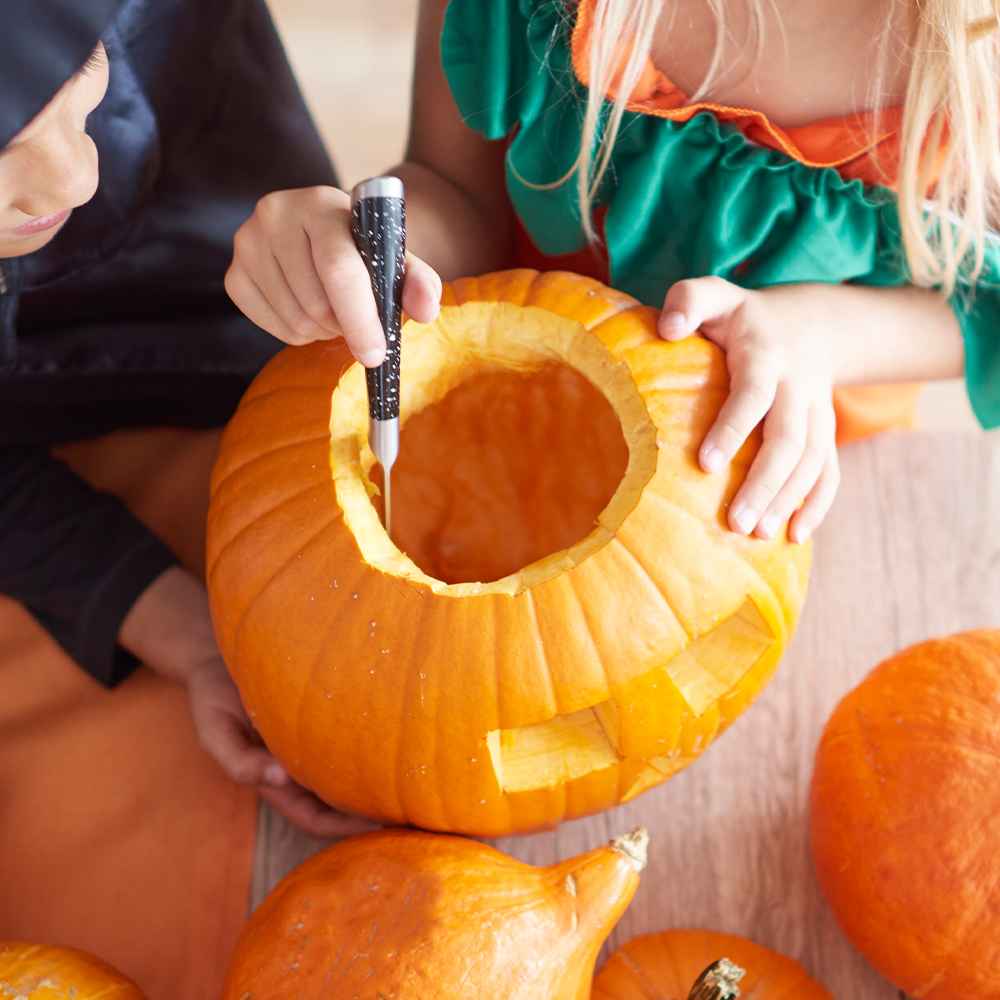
[[441, 0, 1000, 428]]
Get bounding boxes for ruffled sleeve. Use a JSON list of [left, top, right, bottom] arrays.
[[442, 0, 1000, 430], [953, 245, 1000, 428], [443, 0, 591, 257], [442, 0, 571, 140]]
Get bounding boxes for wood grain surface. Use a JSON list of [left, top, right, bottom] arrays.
[[251, 429, 1000, 999]]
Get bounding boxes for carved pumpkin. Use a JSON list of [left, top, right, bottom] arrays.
[[222, 826, 647, 999], [592, 929, 833, 999], [0, 943, 147, 999], [810, 630, 1000, 1000], [207, 269, 810, 835]]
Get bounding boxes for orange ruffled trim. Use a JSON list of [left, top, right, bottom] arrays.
[[571, 0, 905, 187]]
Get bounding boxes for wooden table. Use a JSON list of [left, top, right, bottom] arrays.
[[251, 429, 1000, 999]]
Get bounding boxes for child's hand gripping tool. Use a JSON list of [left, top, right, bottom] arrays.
[[350, 176, 405, 538]]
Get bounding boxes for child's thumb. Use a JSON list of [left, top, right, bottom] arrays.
[[658, 276, 748, 342]]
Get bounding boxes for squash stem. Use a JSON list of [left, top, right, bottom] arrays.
[[609, 827, 649, 871], [687, 958, 745, 1000]]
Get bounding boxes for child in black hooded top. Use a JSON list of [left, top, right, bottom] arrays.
[[0, 0, 373, 838]]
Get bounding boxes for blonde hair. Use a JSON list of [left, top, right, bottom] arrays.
[[574, 0, 1000, 295]]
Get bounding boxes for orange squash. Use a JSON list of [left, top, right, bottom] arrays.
[[592, 929, 833, 999], [207, 269, 811, 835], [810, 630, 1000, 1000], [0, 943, 147, 999], [222, 826, 647, 1000]]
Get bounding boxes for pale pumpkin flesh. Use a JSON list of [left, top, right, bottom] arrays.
[[207, 269, 811, 835]]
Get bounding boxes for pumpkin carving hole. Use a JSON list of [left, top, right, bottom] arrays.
[[389, 361, 630, 584], [487, 600, 773, 795], [663, 599, 775, 717], [487, 698, 621, 793]]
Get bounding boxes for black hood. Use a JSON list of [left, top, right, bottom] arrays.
[[0, 0, 337, 440], [0, 0, 126, 149]]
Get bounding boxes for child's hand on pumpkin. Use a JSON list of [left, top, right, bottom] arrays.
[[119, 566, 380, 839], [657, 277, 840, 545], [225, 185, 442, 367]]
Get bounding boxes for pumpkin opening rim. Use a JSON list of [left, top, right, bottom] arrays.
[[329, 300, 659, 597]]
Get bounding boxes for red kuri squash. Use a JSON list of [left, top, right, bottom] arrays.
[[223, 826, 648, 999], [810, 629, 1000, 1000]]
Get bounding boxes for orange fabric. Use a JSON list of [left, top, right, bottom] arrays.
[[571, 0, 907, 187], [0, 427, 256, 1000], [833, 384, 923, 446]]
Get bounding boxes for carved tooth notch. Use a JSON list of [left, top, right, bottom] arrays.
[[487, 698, 620, 793], [663, 599, 775, 717]]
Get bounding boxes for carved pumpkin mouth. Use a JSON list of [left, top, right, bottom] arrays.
[[330, 300, 659, 595], [486, 597, 775, 796]]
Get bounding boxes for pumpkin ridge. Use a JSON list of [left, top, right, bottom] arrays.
[[589, 305, 660, 355], [563, 564, 619, 714], [210, 390, 337, 485], [393, 604, 452, 829], [608, 533, 688, 642], [206, 475, 338, 574], [644, 486, 788, 640], [227, 381, 334, 410], [209, 434, 330, 500], [293, 589, 388, 811], [524, 589, 561, 715], [228, 513, 357, 691]]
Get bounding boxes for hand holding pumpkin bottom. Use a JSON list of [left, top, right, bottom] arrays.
[[119, 567, 379, 839]]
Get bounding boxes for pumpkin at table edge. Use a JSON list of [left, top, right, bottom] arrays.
[[222, 825, 648, 1000], [207, 269, 811, 835], [809, 629, 1000, 1000], [591, 929, 834, 999], [0, 942, 147, 999]]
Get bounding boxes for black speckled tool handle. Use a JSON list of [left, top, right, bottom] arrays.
[[350, 178, 405, 421]]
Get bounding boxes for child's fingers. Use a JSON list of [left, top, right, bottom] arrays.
[[753, 405, 836, 541], [788, 446, 841, 544], [224, 264, 299, 343], [726, 384, 809, 535], [699, 353, 779, 474], [658, 276, 750, 341], [193, 700, 284, 787], [306, 207, 387, 367], [258, 783, 382, 840], [231, 245, 339, 346], [402, 252, 443, 324]]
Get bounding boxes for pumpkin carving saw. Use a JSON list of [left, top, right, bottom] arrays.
[[207, 269, 811, 835]]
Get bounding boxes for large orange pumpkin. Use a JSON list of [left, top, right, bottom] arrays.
[[810, 630, 1000, 1000], [592, 929, 833, 999], [0, 943, 147, 999], [222, 826, 647, 1000], [207, 270, 811, 835]]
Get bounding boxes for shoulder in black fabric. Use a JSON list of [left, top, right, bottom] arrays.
[[5, 0, 336, 433]]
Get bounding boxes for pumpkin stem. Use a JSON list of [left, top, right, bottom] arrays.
[[687, 958, 745, 1000], [610, 827, 649, 871]]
